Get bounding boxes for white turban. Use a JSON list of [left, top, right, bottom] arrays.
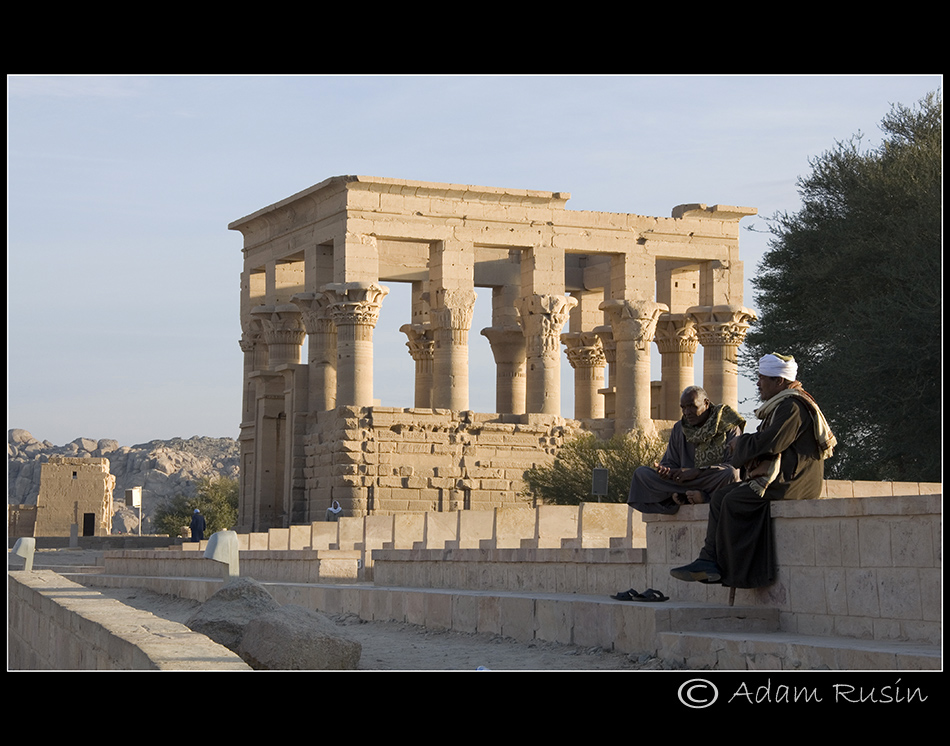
[[759, 353, 798, 381]]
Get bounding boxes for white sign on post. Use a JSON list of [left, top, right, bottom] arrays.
[[125, 487, 142, 508]]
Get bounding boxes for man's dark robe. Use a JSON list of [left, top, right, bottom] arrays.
[[699, 396, 824, 588], [190, 512, 206, 542]]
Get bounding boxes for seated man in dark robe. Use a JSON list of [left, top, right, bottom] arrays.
[[670, 353, 836, 588], [627, 386, 745, 515]]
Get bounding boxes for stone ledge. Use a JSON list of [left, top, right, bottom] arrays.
[[371, 546, 646, 564]]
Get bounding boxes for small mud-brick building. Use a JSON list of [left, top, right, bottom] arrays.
[[229, 176, 756, 531]]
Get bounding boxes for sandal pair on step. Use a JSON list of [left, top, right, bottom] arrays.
[[610, 588, 669, 602]]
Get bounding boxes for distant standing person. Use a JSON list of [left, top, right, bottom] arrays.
[[190, 508, 206, 541], [326, 500, 343, 522]]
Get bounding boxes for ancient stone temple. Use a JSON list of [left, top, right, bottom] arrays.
[[229, 176, 756, 531]]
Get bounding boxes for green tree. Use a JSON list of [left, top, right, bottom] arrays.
[[523, 430, 666, 505], [152, 476, 239, 537], [741, 92, 941, 481]]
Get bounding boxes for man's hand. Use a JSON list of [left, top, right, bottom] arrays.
[[654, 464, 700, 483]]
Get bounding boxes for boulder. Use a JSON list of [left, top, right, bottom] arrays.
[[185, 577, 281, 651], [72, 437, 99, 453], [238, 605, 362, 670], [9, 429, 36, 445]]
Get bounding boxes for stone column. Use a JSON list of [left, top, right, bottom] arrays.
[[430, 288, 477, 411], [653, 313, 699, 420], [480, 326, 526, 414], [292, 291, 337, 413], [400, 323, 435, 408], [561, 331, 606, 419], [517, 294, 577, 415], [592, 327, 617, 419], [600, 299, 668, 433], [323, 282, 389, 408], [687, 304, 756, 411], [249, 304, 306, 530], [239, 315, 267, 425]]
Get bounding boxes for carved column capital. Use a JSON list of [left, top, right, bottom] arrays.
[[517, 294, 578, 359], [291, 291, 336, 334], [322, 282, 390, 329], [653, 312, 699, 354], [430, 288, 477, 344], [687, 304, 756, 347], [250, 304, 306, 368], [592, 327, 617, 366], [561, 331, 606, 369], [400, 323, 435, 361], [599, 299, 669, 349]]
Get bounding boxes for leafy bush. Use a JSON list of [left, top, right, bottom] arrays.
[[523, 430, 666, 505], [152, 476, 239, 537]]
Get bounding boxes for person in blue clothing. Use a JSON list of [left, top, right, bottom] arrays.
[[190, 508, 206, 541]]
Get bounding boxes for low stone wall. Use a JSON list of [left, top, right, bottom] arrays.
[[100, 549, 362, 585], [7, 571, 250, 670], [643, 493, 941, 645]]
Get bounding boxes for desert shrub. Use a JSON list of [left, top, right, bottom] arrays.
[[152, 476, 239, 537], [523, 430, 666, 505]]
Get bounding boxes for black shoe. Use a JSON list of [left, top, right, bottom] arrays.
[[670, 559, 722, 583]]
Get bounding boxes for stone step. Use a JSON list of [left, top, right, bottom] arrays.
[[72, 572, 941, 670], [656, 628, 941, 671]]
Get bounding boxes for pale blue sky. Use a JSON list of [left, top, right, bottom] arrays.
[[7, 74, 941, 446]]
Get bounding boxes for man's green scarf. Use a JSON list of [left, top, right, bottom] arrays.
[[681, 403, 746, 468]]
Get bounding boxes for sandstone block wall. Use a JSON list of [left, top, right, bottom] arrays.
[[304, 407, 580, 519], [34, 456, 115, 537], [644, 492, 942, 645], [8, 571, 250, 670]]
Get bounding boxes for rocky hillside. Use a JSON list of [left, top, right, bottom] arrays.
[[8, 429, 240, 532]]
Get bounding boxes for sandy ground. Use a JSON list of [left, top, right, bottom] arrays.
[[12, 548, 668, 671]]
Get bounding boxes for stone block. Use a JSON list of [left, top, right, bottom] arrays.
[[579, 502, 630, 548], [268, 528, 290, 550], [423, 511, 458, 549], [311, 522, 338, 550], [535, 505, 580, 548], [492, 507, 537, 549], [392, 513, 426, 549]]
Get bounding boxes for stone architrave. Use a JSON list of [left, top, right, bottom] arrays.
[[600, 299, 668, 433], [517, 294, 577, 415], [687, 304, 756, 411], [430, 288, 477, 411], [400, 323, 435, 408], [480, 326, 527, 415], [292, 291, 338, 413], [323, 282, 389, 407], [561, 331, 606, 419], [654, 312, 699, 420]]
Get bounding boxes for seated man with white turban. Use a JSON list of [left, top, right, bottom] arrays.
[[670, 353, 836, 588], [627, 386, 745, 514]]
